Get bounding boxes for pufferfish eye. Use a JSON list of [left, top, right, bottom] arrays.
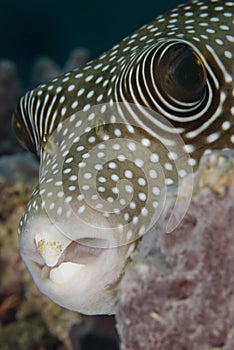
[[12, 108, 36, 154], [12, 114, 26, 147], [156, 43, 207, 104]]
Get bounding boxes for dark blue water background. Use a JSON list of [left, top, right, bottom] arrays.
[[0, 0, 183, 82]]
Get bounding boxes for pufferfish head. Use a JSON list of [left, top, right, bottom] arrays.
[[12, 0, 234, 314], [16, 100, 193, 315]]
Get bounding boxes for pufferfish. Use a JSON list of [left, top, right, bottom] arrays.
[[12, 0, 233, 315]]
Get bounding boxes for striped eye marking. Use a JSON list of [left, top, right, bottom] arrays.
[[157, 43, 207, 104], [13, 0, 234, 315]]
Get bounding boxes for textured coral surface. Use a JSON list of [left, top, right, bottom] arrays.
[[117, 152, 234, 350]]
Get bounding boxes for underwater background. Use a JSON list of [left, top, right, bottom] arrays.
[[1, 0, 182, 84]]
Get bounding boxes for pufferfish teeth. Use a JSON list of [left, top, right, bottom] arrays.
[[35, 234, 70, 267]]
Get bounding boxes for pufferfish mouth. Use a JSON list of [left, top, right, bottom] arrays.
[[20, 214, 132, 314], [20, 217, 109, 284], [33, 236, 108, 283]]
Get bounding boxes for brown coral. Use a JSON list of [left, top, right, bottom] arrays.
[[117, 151, 234, 350]]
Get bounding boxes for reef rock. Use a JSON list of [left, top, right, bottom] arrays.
[[116, 150, 234, 350]]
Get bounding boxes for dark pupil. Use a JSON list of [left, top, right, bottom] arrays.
[[159, 44, 207, 104], [170, 46, 206, 99], [173, 51, 203, 88]]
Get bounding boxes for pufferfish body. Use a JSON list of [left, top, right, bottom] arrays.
[[13, 0, 234, 315]]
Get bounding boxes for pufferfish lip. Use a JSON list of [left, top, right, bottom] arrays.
[[35, 236, 107, 267], [35, 237, 108, 282]]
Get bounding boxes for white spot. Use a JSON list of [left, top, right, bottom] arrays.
[[141, 138, 151, 147], [69, 175, 77, 181], [210, 16, 219, 22], [224, 51, 232, 59], [152, 187, 160, 196], [124, 125, 134, 135], [77, 88, 85, 96], [71, 100, 78, 109], [206, 28, 216, 34], [98, 186, 106, 193], [125, 185, 133, 193], [126, 230, 133, 241], [214, 5, 224, 11], [98, 176, 106, 183], [78, 162, 87, 168], [215, 38, 224, 45], [59, 95, 65, 103], [68, 84, 75, 91], [138, 192, 146, 201], [68, 186, 76, 191], [63, 168, 71, 174], [164, 163, 173, 171], [150, 153, 159, 163], [108, 162, 117, 169], [65, 196, 72, 204], [88, 136, 96, 143], [83, 104, 91, 112], [96, 76, 103, 84], [119, 198, 126, 206], [78, 205, 86, 214], [141, 207, 148, 217], [178, 169, 187, 178], [77, 194, 84, 201], [168, 151, 178, 160], [49, 203, 55, 210], [118, 154, 126, 162], [96, 94, 103, 102], [111, 174, 119, 182], [185, 11, 193, 17], [112, 143, 121, 150], [94, 63, 103, 70], [149, 169, 157, 179], [94, 164, 103, 171], [226, 35, 234, 43], [77, 145, 84, 152], [188, 158, 197, 166], [138, 177, 146, 186], [128, 142, 137, 151], [75, 120, 82, 128], [125, 170, 133, 179], [112, 187, 119, 195], [114, 129, 122, 137], [207, 132, 221, 143], [85, 74, 94, 82], [75, 73, 83, 79], [88, 112, 95, 121], [65, 156, 73, 164], [219, 24, 230, 31], [87, 90, 94, 98], [97, 151, 105, 158], [222, 121, 231, 130], [135, 159, 144, 167], [129, 201, 136, 209]]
